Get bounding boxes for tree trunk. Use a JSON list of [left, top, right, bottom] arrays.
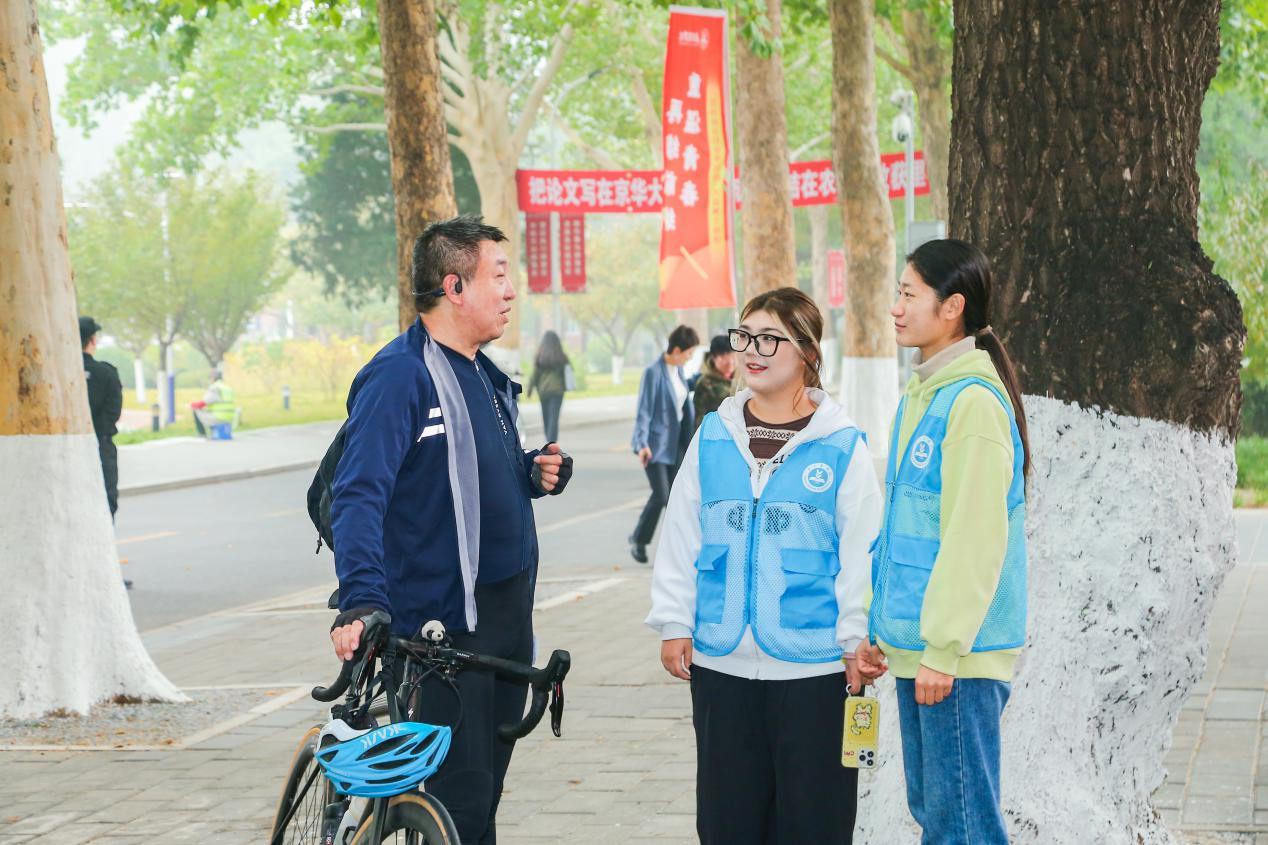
[[378, 0, 458, 332], [829, 0, 898, 457], [900, 8, 950, 222], [855, 3, 1245, 843], [735, 0, 797, 300], [0, 0, 185, 718], [807, 204, 837, 387]]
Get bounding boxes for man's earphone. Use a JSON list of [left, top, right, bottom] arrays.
[[414, 274, 462, 298]]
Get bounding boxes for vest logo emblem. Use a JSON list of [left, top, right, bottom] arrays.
[[802, 462, 833, 493], [911, 436, 935, 469]]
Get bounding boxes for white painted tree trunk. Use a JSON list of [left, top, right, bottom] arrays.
[[0, 0, 184, 719], [611, 355, 624, 385], [133, 357, 146, 404], [839, 355, 898, 464], [854, 397, 1237, 844]]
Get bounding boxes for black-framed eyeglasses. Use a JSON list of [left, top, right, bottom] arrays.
[[728, 328, 802, 358]]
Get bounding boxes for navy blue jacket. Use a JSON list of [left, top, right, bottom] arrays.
[[631, 357, 694, 465], [331, 320, 544, 636]]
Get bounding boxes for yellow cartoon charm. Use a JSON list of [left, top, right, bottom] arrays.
[[841, 691, 880, 769]]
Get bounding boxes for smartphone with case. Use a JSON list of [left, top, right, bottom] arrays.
[[841, 689, 879, 769]]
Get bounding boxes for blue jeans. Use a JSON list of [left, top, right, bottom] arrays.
[[895, 677, 1010, 845]]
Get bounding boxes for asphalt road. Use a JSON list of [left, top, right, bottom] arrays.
[[115, 419, 654, 632]]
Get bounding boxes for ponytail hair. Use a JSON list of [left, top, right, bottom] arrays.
[[906, 239, 1031, 477]]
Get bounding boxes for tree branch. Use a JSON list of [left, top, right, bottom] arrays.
[[295, 122, 389, 134], [791, 132, 829, 160], [545, 100, 620, 169], [628, 66, 662, 165], [874, 16, 915, 82], [875, 44, 916, 82], [509, 22, 575, 158], [307, 84, 385, 98]]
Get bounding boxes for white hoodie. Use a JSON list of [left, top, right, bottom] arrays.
[[645, 388, 883, 681]]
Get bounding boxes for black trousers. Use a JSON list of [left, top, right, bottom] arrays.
[[98, 437, 118, 518], [410, 569, 534, 845], [632, 460, 679, 546], [691, 664, 858, 845], [539, 394, 563, 444]]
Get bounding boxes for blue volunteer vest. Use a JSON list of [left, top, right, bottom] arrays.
[[869, 377, 1027, 652], [694, 412, 862, 663]]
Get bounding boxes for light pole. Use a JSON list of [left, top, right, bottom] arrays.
[[890, 89, 916, 255]]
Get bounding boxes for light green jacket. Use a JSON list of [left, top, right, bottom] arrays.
[[878, 339, 1020, 681]]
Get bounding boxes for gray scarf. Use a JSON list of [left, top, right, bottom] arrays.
[[421, 332, 482, 631]]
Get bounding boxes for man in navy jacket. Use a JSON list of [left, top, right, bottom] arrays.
[[329, 215, 573, 843]]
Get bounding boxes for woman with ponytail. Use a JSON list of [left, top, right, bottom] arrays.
[[856, 239, 1029, 844], [647, 287, 882, 844]]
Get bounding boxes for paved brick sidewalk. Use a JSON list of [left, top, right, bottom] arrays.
[[0, 572, 697, 844], [2, 515, 1265, 844], [1159, 511, 1268, 845]]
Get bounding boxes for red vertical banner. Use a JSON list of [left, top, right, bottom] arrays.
[[827, 249, 847, 308], [658, 7, 736, 310], [524, 213, 552, 294], [559, 214, 586, 293]]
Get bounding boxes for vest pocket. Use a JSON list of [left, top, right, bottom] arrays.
[[883, 534, 938, 621], [695, 544, 729, 624], [779, 548, 840, 629]]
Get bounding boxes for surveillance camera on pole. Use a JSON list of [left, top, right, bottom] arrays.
[[890, 113, 913, 146]]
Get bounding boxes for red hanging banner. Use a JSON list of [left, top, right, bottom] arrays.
[[516, 170, 664, 214], [827, 249, 847, 308], [515, 153, 927, 214], [559, 214, 586, 293], [524, 213, 552, 294], [657, 6, 736, 310]]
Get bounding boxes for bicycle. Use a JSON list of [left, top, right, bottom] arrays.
[[271, 611, 570, 844]]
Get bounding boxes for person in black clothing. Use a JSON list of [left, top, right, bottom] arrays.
[[81, 316, 123, 519], [526, 330, 571, 443]]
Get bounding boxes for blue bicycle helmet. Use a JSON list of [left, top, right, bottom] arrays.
[[316, 719, 453, 798]]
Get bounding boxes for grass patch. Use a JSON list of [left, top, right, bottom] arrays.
[[1235, 436, 1268, 508]]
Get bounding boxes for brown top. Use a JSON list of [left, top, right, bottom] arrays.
[[744, 402, 814, 473]]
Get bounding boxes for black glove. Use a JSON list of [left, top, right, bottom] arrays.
[[330, 606, 390, 633], [531, 442, 574, 496]]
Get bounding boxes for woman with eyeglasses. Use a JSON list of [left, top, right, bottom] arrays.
[[645, 287, 882, 845]]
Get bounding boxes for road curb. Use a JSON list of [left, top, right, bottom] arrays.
[[118, 412, 633, 499]]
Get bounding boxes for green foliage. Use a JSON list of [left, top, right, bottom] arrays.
[[69, 168, 183, 355], [564, 218, 663, 358], [50, 0, 376, 175], [290, 95, 481, 303], [176, 170, 291, 365], [70, 166, 290, 368], [1241, 381, 1268, 438], [1236, 436, 1268, 492], [1213, 0, 1268, 112]]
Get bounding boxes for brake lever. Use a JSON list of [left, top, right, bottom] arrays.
[[549, 680, 564, 737]]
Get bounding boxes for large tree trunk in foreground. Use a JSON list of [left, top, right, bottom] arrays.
[[829, 0, 898, 457], [0, 0, 184, 718], [378, 0, 458, 332], [735, 0, 797, 299], [856, 3, 1245, 843]]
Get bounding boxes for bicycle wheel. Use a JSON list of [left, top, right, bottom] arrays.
[[271, 725, 337, 844], [349, 792, 461, 844]]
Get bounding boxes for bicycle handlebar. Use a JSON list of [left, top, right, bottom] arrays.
[[311, 616, 571, 742], [311, 609, 391, 702]]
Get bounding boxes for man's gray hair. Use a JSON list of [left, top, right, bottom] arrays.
[[411, 214, 508, 313]]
